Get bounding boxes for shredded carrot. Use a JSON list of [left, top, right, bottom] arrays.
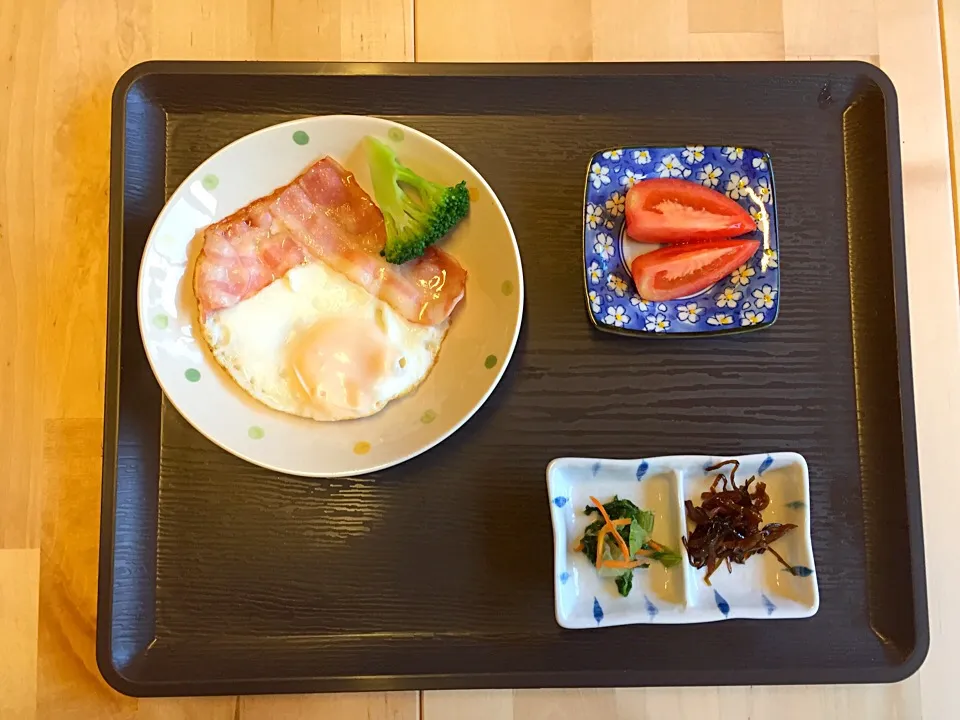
[[592, 518, 631, 567], [647, 539, 665, 552], [595, 527, 610, 568], [634, 548, 655, 558], [573, 541, 583, 552], [601, 559, 643, 569], [590, 496, 631, 560]]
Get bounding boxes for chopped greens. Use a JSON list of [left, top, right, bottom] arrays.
[[576, 495, 680, 597]]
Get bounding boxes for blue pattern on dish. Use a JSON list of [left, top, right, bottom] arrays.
[[644, 595, 659, 621], [761, 593, 777, 616], [785, 500, 806, 510], [636, 460, 649, 481], [560, 572, 571, 584], [591, 461, 601, 476], [593, 597, 604, 625], [552, 496, 569, 508], [714, 589, 731, 617], [584, 146, 779, 336], [786, 565, 814, 577], [758, 454, 774, 475]]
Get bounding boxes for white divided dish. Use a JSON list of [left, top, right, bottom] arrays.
[[546, 453, 819, 629]]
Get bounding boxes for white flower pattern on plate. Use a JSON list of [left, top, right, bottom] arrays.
[[605, 191, 626, 216], [655, 153, 690, 178], [756, 177, 771, 204], [726, 171, 749, 200], [752, 284, 777, 309], [707, 313, 734, 327], [722, 146, 744, 161], [620, 169, 645, 188], [716, 286, 743, 308], [698, 163, 722, 188], [586, 203, 603, 229], [677, 302, 703, 322], [587, 260, 603, 284], [590, 163, 611, 189], [604, 305, 629, 327], [682, 145, 705, 164], [645, 313, 670, 332], [588, 290, 601, 313], [762, 249, 779, 269], [584, 146, 778, 335], [594, 233, 615, 260], [730, 264, 755, 286], [606, 273, 628, 297]]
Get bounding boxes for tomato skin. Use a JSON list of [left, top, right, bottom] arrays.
[[630, 239, 761, 302], [625, 178, 757, 244]]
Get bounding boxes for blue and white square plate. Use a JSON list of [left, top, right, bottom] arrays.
[[546, 453, 818, 629], [583, 146, 779, 336]]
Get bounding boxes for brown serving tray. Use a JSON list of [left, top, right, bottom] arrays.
[[100, 61, 927, 696]]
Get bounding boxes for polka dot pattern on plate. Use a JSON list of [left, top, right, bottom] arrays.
[[248, 426, 265, 440], [484, 354, 497, 369], [184, 368, 201, 382], [353, 441, 372, 455], [292, 130, 310, 145], [201, 174, 219, 190]]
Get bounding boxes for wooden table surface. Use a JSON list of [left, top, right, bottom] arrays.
[[1, 0, 957, 718]]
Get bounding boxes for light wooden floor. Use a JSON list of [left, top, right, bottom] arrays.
[[1, 1, 957, 718]]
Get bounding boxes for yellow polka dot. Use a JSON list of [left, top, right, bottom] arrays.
[[353, 441, 371, 455]]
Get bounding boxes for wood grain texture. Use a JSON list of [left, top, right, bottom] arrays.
[[1, 0, 956, 718], [0, 1, 417, 718], [415, 0, 955, 718], [114, 70, 915, 688], [0, 550, 40, 720]]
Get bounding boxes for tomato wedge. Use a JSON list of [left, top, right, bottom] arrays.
[[630, 239, 761, 302], [625, 178, 756, 244]]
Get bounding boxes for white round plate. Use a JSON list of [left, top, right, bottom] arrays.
[[138, 116, 523, 477]]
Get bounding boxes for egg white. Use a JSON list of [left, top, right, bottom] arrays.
[[202, 262, 448, 421]]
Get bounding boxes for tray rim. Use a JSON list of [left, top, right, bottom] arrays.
[[99, 60, 928, 697]]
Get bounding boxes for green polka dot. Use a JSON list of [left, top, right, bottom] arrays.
[[484, 354, 497, 369], [248, 426, 265, 440], [421, 409, 437, 424], [501, 280, 514, 296], [353, 441, 371, 455], [292, 130, 310, 145], [184, 368, 201, 382], [152, 314, 169, 329], [201, 174, 218, 190], [387, 127, 404, 142]]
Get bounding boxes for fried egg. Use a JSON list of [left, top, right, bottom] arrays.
[[202, 261, 448, 421]]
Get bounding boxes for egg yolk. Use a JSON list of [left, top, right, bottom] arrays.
[[291, 318, 398, 413]]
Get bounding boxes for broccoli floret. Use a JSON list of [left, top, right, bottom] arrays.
[[365, 136, 470, 264]]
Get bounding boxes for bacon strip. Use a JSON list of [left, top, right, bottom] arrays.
[[193, 158, 466, 325]]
